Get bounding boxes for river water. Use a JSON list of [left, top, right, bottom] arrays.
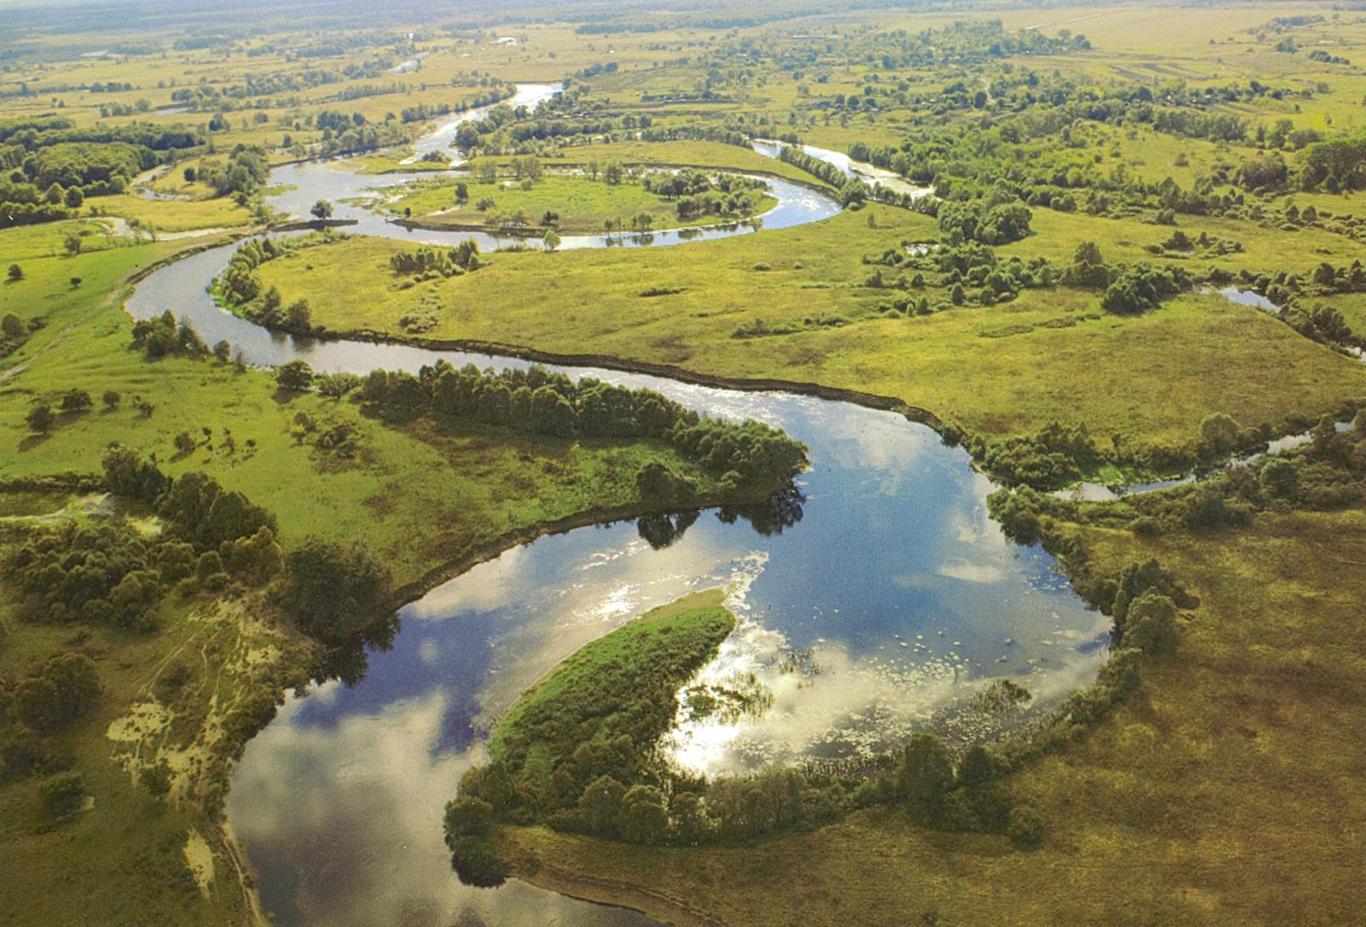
[[125, 86, 1108, 927]]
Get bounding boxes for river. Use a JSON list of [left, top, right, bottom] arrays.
[[125, 85, 1108, 927]]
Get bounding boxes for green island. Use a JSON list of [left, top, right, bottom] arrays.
[[1, 2, 1365, 926], [446, 589, 736, 884], [383, 166, 778, 235]]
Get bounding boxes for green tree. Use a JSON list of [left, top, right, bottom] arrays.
[[898, 733, 954, 816], [63, 231, 82, 256], [15, 654, 101, 731], [957, 745, 997, 789], [275, 359, 314, 391], [1198, 413, 1241, 456], [1123, 591, 1179, 655], [6, 264, 22, 282], [279, 540, 390, 644], [26, 403, 54, 433], [620, 785, 669, 845], [444, 794, 494, 840], [578, 775, 626, 837], [1, 313, 23, 338], [310, 199, 334, 222]]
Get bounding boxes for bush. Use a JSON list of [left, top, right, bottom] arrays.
[[1007, 805, 1045, 849], [25, 403, 54, 433], [448, 836, 507, 888], [39, 771, 86, 820]]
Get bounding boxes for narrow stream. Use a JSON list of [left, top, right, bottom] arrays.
[[125, 86, 1110, 927]]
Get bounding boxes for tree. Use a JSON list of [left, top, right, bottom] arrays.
[[454, 182, 469, 204], [2, 313, 25, 339], [444, 794, 494, 841], [6, 264, 22, 282], [542, 228, 561, 252], [578, 775, 626, 837], [310, 199, 334, 222], [285, 299, 312, 334], [957, 744, 996, 788], [620, 785, 669, 845], [102, 390, 120, 409], [1198, 413, 1240, 456], [102, 445, 168, 501], [1123, 591, 1178, 655], [64, 186, 84, 208], [15, 654, 101, 731], [898, 733, 954, 816], [26, 403, 54, 433], [279, 540, 390, 644], [1007, 805, 1045, 849], [63, 232, 82, 256], [275, 359, 314, 391], [59, 389, 92, 412]]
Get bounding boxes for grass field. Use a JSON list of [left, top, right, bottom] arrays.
[[253, 211, 1366, 454], [384, 173, 776, 233], [498, 506, 1366, 927], [5, 5, 1366, 925]]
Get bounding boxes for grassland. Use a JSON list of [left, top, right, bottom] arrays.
[[498, 506, 1366, 927], [252, 209, 1366, 454], [0, 225, 759, 926], [384, 173, 776, 233], [0, 541, 299, 927], [89, 194, 253, 234], [4, 4, 1366, 925]]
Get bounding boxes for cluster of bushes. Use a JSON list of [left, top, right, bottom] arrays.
[[1123, 413, 1366, 532], [0, 653, 101, 811], [937, 196, 1033, 245], [301, 360, 809, 491], [0, 117, 203, 225], [196, 145, 269, 199], [130, 310, 214, 359], [642, 169, 769, 222], [876, 241, 1057, 310], [1231, 262, 1366, 351], [5, 448, 280, 631], [388, 241, 481, 279], [971, 422, 1101, 490], [1, 309, 38, 358], [1058, 242, 1190, 314]]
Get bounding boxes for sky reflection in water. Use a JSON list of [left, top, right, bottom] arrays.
[[229, 391, 1107, 927]]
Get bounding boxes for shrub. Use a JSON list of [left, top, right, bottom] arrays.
[[1007, 805, 1045, 849], [39, 771, 86, 821]]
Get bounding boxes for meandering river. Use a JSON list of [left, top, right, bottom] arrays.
[[126, 85, 1109, 927]]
